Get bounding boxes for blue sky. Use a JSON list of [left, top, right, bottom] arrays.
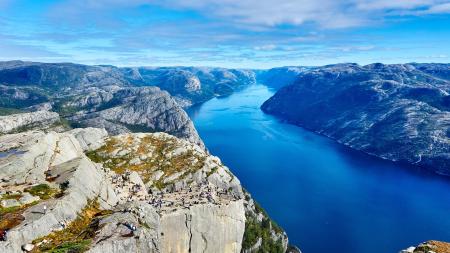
[[0, 0, 449, 68]]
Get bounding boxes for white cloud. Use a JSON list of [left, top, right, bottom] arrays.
[[254, 44, 277, 51], [49, 0, 450, 29], [422, 2, 450, 13]]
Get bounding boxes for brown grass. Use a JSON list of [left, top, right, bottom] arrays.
[[32, 200, 111, 253], [86, 134, 207, 189]]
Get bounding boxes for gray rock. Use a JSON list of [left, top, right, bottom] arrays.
[[68, 127, 108, 151], [21, 243, 34, 252], [0, 111, 60, 134], [262, 63, 450, 176], [18, 193, 40, 205], [0, 124, 290, 252], [1, 199, 20, 208], [160, 200, 245, 253], [0, 130, 117, 253], [69, 87, 205, 149]]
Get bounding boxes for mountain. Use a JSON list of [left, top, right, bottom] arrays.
[[0, 61, 203, 146], [261, 63, 450, 176], [0, 61, 260, 146], [122, 67, 256, 107], [256, 67, 308, 89], [0, 111, 293, 253]]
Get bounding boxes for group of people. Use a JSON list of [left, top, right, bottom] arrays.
[[146, 182, 240, 213]]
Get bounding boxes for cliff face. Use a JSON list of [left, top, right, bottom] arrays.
[[262, 63, 450, 176], [0, 111, 289, 253]]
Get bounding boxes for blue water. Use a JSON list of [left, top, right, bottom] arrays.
[[187, 84, 450, 253]]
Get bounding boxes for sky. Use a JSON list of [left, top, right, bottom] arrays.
[[0, 0, 449, 68]]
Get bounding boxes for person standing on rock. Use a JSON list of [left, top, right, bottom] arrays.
[[0, 229, 7, 241]]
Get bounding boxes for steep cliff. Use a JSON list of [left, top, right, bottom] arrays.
[[0, 111, 290, 253], [262, 63, 450, 176]]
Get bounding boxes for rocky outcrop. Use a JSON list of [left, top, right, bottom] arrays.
[[68, 87, 204, 148], [262, 63, 450, 176], [0, 128, 117, 252], [400, 240, 450, 253], [0, 122, 289, 252], [0, 111, 62, 134]]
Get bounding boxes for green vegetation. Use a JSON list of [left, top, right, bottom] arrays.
[[242, 200, 285, 253], [206, 166, 218, 177], [0, 193, 23, 200], [52, 96, 82, 117], [242, 216, 285, 253], [0, 201, 39, 230], [253, 202, 283, 234], [0, 205, 21, 216], [44, 240, 92, 253], [0, 107, 24, 116], [25, 184, 59, 200], [0, 87, 49, 109], [33, 200, 111, 253]]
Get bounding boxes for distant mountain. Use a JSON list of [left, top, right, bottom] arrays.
[[0, 61, 203, 146], [256, 66, 309, 89], [0, 61, 256, 109], [122, 67, 256, 107], [262, 63, 450, 176]]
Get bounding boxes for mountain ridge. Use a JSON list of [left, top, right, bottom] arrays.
[[261, 62, 450, 176]]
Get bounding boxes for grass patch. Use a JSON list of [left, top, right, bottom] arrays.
[[33, 200, 111, 253], [25, 184, 59, 200], [1, 193, 23, 200], [44, 240, 92, 253], [0, 201, 39, 230], [0, 205, 21, 216]]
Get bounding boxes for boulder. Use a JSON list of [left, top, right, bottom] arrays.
[[0, 199, 20, 208], [18, 193, 40, 205]]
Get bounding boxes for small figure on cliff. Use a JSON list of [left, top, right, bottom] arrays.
[[0, 229, 7, 241]]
